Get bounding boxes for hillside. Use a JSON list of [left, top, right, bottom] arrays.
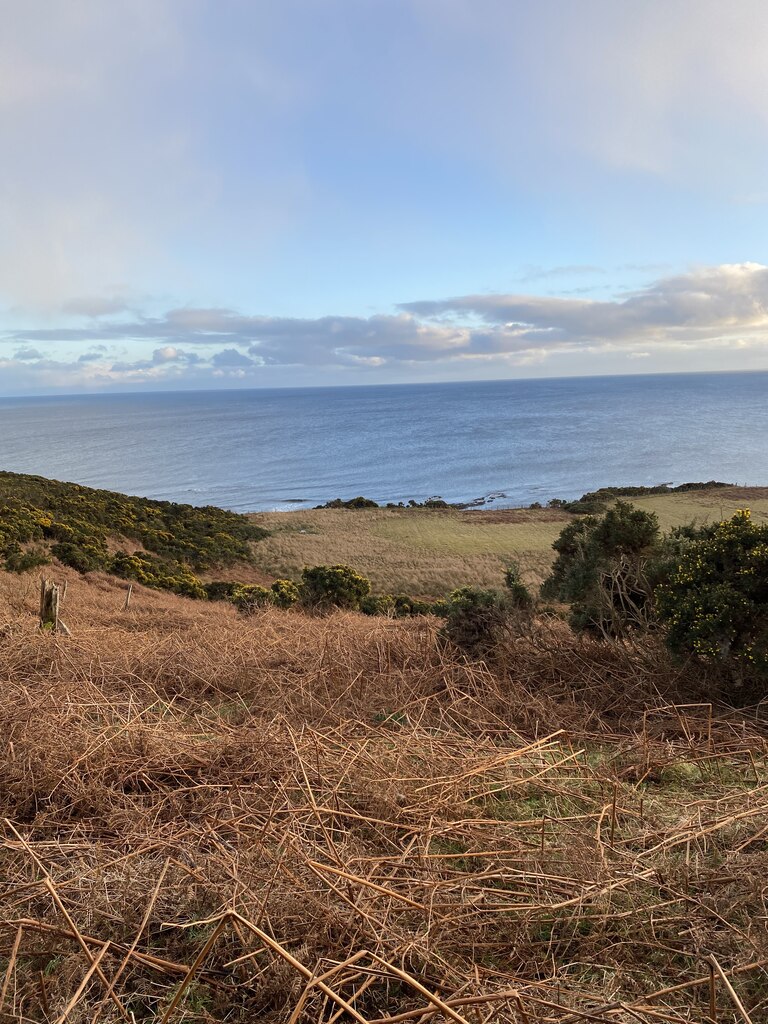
[[1, 567, 767, 1022], [0, 470, 268, 597]]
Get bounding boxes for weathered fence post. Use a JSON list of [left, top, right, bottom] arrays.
[[123, 583, 133, 611], [39, 578, 71, 635], [39, 579, 60, 632]]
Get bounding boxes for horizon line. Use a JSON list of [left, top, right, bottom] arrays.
[[1, 365, 767, 402]]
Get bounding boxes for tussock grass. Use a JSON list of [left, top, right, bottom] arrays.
[[251, 508, 566, 596], [625, 485, 768, 532], [1, 568, 767, 1021], [250, 488, 768, 599]]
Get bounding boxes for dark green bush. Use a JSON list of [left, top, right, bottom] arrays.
[[542, 501, 660, 635], [4, 543, 50, 573], [315, 496, 379, 509], [656, 509, 768, 687], [360, 592, 432, 617], [392, 594, 432, 616], [504, 563, 534, 610], [232, 584, 274, 614], [204, 581, 241, 602], [300, 564, 371, 611], [441, 586, 512, 655], [554, 481, 733, 516], [360, 594, 396, 616], [51, 541, 104, 573]]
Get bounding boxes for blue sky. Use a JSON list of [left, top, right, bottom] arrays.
[[2, 0, 768, 394]]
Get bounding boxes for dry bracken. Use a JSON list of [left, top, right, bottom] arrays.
[[1, 566, 767, 1022]]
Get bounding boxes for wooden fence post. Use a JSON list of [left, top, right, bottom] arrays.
[[39, 579, 60, 632], [123, 583, 133, 611], [39, 578, 71, 635]]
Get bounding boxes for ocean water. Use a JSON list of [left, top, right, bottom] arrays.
[[0, 371, 766, 512]]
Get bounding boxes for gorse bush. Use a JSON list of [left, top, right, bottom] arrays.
[[441, 586, 512, 655], [300, 564, 371, 611], [232, 584, 274, 614], [657, 509, 768, 686], [270, 578, 300, 609], [504, 563, 534, 610], [543, 501, 660, 635], [110, 550, 207, 599], [545, 501, 768, 695]]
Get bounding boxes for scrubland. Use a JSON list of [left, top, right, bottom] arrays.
[[1, 566, 767, 1022]]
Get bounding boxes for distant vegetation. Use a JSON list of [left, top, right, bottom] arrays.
[[547, 479, 732, 515], [315, 495, 450, 509]]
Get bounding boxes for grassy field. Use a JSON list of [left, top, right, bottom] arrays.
[[1, 567, 767, 1021], [249, 486, 768, 598], [629, 484, 768, 531], [248, 507, 570, 597]]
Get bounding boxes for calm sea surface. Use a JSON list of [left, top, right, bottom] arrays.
[[0, 372, 765, 512]]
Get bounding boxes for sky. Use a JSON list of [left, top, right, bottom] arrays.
[[2, 0, 768, 395]]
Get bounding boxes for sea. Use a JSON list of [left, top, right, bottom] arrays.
[[0, 371, 766, 512]]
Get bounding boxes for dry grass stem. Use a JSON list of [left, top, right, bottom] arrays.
[[0, 567, 766, 1021]]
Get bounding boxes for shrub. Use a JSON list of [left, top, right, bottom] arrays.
[[300, 564, 371, 611], [270, 578, 300, 609], [441, 586, 511, 655], [315, 496, 379, 509], [51, 541, 104, 573], [503, 563, 534, 610], [109, 550, 206, 599], [542, 501, 660, 635], [0, 470, 269, 598], [204, 581, 241, 602], [4, 543, 50, 573], [232, 584, 274, 614], [360, 594, 396, 616], [656, 509, 768, 687]]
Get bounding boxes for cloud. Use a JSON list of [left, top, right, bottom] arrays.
[[1, 263, 768, 393], [401, 262, 768, 349], [518, 265, 605, 282], [211, 348, 256, 368], [62, 296, 135, 317], [153, 346, 182, 363], [13, 346, 44, 361]]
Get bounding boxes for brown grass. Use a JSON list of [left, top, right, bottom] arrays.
[[246, 488, 768, 601], [1, 567, 767, 1022], [248, 507, 568, 597]]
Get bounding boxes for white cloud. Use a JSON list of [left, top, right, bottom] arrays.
[[1, 262, 767, 392], [401, 263, 768, 348]]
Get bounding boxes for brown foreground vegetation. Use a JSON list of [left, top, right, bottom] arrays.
[[1, 568, 768, 1022]]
